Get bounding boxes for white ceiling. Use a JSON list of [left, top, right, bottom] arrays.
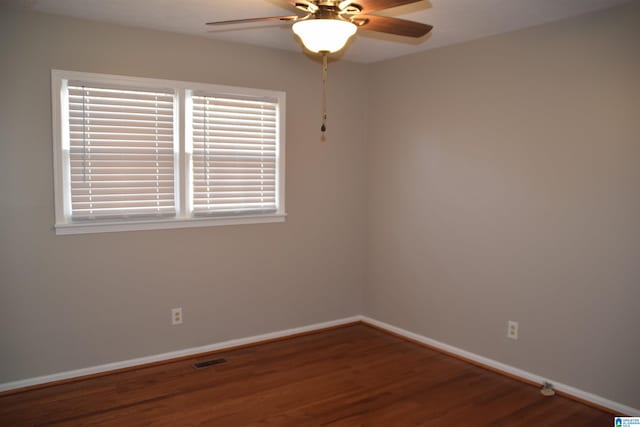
[[7, 0, 632, 63]]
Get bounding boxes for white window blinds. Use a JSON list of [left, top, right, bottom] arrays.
[[67, 84, 176, 220], [191, 95, 278, 216], [53, 70, 285, 234]]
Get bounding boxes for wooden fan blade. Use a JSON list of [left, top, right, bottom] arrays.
[[353, 0, 424, 13], [206, 16, 299, 26], [357, 15, 432, 37]]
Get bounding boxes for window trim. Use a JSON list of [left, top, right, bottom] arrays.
[[51, 70, 286, 235]]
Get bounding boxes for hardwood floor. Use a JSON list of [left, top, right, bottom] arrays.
[[0, 324, 612, 426]]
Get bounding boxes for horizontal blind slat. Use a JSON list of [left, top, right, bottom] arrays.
[[69, 104, 174, 114], [193, 185, 275, 190], [71, 184, 175, 191], [71, 141, 173, 148], [69, 111, 174, 121], [71, 160, 174, 168], [72, 191, 175, 199], [70, 152, 174, 160], [192, 118, 275, 127], [70, 125, 173, 133]]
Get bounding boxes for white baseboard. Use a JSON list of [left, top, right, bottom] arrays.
[[0, 316, 361, 394], [360, 316, 639, 416], [2, 314, 637, 416]]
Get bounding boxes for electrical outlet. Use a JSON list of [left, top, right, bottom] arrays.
[[172, 308, 183, 325], [507, 320, 518, 340]]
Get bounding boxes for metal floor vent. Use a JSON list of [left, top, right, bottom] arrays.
[[193, 358, 227, 369]]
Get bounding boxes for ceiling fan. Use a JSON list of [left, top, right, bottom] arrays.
[[206, 0, 433, 134]]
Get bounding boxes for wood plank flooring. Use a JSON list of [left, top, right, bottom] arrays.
[[0, 324, 612, 426]]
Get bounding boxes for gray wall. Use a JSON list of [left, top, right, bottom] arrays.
[[0, 8, 367, 383], [367, 3, 640, 409]]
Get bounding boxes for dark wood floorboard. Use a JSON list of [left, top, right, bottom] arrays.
[[0, 324, 612, 426]]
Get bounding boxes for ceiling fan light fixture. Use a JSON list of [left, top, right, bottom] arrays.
[[292, 18, 357, 53]]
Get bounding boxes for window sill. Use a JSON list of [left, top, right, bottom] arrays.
[[54, 213, 287, 235]]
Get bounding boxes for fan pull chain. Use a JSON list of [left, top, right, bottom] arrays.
[[321, 52, 328, 135]]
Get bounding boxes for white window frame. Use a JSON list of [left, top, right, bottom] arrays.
[[52, 70, 286, 235]]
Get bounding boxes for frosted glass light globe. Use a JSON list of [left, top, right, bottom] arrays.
[[292, 19, 357, 54]]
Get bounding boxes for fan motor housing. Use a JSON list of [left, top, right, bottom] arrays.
[[296, 1, 363, 14]]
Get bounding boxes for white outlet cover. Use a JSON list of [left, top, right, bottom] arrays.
[[507, 320, 519, 340], [172, 308, 183, 325]]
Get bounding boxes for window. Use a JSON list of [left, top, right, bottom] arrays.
[[66, 84, 177, 220], [190, 95, 278, 216], [52, 70, 285, 235]]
